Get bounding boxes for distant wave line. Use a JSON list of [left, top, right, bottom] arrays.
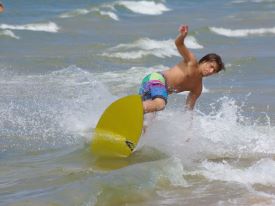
[[0, 22, 59, 33], [210, 26, 275, 37], [59, 0, 170, 20], [115, 0, 170, 15], [0, 30, 20, 39], [102, 37, 203, 59], [59, 7, 119, 21]]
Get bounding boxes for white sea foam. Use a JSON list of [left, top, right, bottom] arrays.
[[194, 97, 275, 156], [59, 1, 169, 21], [0, 22, 59, 33], [116, 0, 170, 15], [59, 8, 90, 18], [210, 26, 275, 37], [102, 37, 203, 59], [177, 86, 209, 95], [92, 65, 168, 94], [99, 11, 119, 21], [186, 36, 204, 49], [138, 95, 275, 166], [192, 159, 275, 186], [0, 66, 114, 152], [59, 7, 119, 21], [233, 0, 275, 3], [0, 30, 20, 39]]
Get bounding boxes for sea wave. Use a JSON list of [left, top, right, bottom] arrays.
[[0, 30, 20, 39], [59, 0, 169, 20], [0, 66, 114, 152], [210, 26, 275, 37], [140, 95, 275, 163], [232, 0, 275, 3], [102, 37, 203, 59], [192, 159, 275, 186], [59, 7, 119, 21], [59, 8, 90, 18], [0, 22, 59, 33], [115, 0, 170, 15], [92, 65, 167, 94], [97, 9, 119, 21]]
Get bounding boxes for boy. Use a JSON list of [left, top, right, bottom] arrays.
[[139, 25, 225, 113]]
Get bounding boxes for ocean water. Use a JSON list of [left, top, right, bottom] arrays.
[[1, 0, 275, 205]]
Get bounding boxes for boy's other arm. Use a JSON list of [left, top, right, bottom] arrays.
[[175, 25, 196, 63], [185, 88, 202, 110]]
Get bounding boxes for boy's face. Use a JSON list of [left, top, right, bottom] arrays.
[[201, 61, 219, 77]]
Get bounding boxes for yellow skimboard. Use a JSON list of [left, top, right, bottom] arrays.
[[91, 95, 144, 157]]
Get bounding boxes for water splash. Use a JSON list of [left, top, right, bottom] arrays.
[[0, 66, 114, 152], [139, 96, 275, 162]]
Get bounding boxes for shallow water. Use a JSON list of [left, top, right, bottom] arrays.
[[1, 0, 275, 205]]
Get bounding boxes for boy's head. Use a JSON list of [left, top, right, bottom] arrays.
[[198, 53, 225, 77]]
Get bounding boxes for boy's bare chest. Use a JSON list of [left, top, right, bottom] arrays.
[[173, 75, 201, 92], [171, 70, 200, 89], [164, 64, 202, 93]]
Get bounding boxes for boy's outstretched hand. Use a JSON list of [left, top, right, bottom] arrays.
[[178, 25, 188, 38]]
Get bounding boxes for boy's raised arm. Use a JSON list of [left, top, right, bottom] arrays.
[[175, 25, 196, 63]]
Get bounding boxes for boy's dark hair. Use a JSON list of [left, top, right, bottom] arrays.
[[199, 53, 225, 72]]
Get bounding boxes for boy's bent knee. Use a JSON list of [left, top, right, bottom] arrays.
[[142, 98, 166, 113], [153, 98, 166, 111]]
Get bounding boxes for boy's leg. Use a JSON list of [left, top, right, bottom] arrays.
[[143, 98, 166, 113]]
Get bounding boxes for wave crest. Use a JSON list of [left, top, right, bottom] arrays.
[[210, 26, 275, 37], [116, 0, 170, 15], [0, 30, 20, 39], [102, 37, 203, 59], [0, 22, 59, 33]]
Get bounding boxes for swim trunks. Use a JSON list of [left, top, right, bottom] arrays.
[[139, 72, 168, 104]]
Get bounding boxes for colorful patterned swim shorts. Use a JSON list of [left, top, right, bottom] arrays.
[[139, 72, 168, 104]]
